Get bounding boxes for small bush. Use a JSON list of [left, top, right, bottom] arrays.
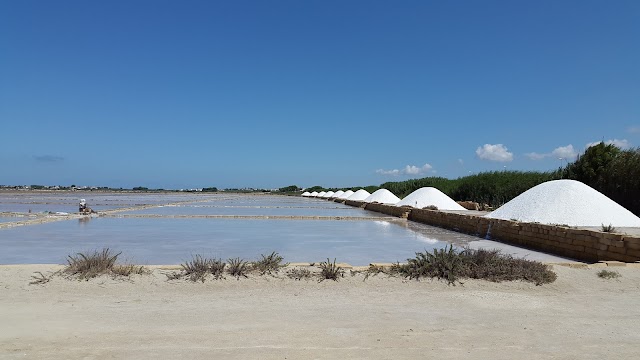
[[601, 223, 616, 233], [423, 205, 438, 210], [363, 263, 402, 281], [179, 255, 226, 282], [318, 258, 344, 282], [227, 257, 250, 278], [64, 248, 121, 280], [253, 252, 286, 275], [597, 269, 621, 279], [112, 264, 149, 277], [398, 246, 557, 285], [286, 267, 312, 280]]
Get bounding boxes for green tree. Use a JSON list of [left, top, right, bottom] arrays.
[[565, 142, 620, 190]]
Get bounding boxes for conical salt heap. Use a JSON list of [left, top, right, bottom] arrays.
[[364, 189, 401, 205], [346, 189, 371, 201], [486, 179, 640, 227], [301, 192, 311, 197], [338, 190, 354, 199], [333, 190, 345, 198], [395, 187, 466, 210], [322, 191, 335, 198]]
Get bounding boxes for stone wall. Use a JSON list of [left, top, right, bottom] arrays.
[[363, 203, 412, 218], [336, 199, 640, 262]]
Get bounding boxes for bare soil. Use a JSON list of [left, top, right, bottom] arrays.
[[1, 265, 639, 359]]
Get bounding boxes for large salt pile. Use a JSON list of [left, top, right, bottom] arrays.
[[301, 191, 311, 197], [395, 187, 466, 210], [346, 189, 371, 201], [317, 191, 326, 197], [333, 190, 345, 198], [486, 179, 640, 227], [364, 189, 401, 204], [310, 191, 319, 197], [338, 190, 354, 199], [322, 191, 335, 198]]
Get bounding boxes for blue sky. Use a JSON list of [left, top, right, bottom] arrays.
[[1, 0, 639, 189]]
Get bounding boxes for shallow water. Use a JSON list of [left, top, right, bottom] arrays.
[[1, 192, 562, 265], [0, 217, 477, 265]]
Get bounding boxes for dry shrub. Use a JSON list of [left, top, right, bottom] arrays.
[[398, 246, 556, 286], [112, 264, 149, 277], [227, 257, 250, 278], [318, 258, 344, 282], [601, 223, 616, 233], [64, 248, 121, 280], [179, 255, 226, 282], [286, 267, 312, 280], [30, 271, 52, 285], [253, 252, 286, 275], [597, 269, 621, 279]]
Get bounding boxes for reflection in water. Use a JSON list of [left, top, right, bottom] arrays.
[[78, 217, 92, 226]]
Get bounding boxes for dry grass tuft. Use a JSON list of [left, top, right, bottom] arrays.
[[177, 255, 226, 282], [318, 258, 344, 282], [227, 257, 250, 279], [62, 248, 148, 281], [601, 223, 616, 233], [286, 267, 312, 280], [398, 246, 557, 285], [30, 271, 53, 285], [252, 252, 286, 275], [597, 269, 621, 279]]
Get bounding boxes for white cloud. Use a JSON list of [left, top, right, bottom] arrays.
[[627, 126, 640, 134], [586, 139, 632, 150], [551, 145, 578, 159], [525, 144, 578, 161], [475, 144, 513, 162], [376, 163, 433, 176], [524, 152, 547, 160]]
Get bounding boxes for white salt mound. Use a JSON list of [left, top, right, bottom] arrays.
[[338, 190, 354, 199], [310, 191, 319, 197], [486, 179, 640, 227], [333, 190, 345, 198], [322, 191, 335, 198], [346, 189, 371, 201], [395, 187, 466, 210], [317, 191, 326, 197], [301, 192, 311, 197], [364, 189, 401, 204]]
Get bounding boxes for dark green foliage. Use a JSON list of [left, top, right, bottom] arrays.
[[253, 252, 286, 275], [398, 247, 557, 285], [597, 269, 621, 279], [202, 187, 218, 192], [227, 257, 250, 278], [318, 258, 344, 281], [564, 142, 620, 188], [278, 185, 301, 192]]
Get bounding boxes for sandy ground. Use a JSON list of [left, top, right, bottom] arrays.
[[1, 265, 640, 359]]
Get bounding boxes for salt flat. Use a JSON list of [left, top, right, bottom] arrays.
[[1, 265, 639, 359]]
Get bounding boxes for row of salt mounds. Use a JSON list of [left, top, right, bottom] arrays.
[[322, 191, 335, 198], [338, 190, 354, 199], [301, 192, 311, 196], [486, 179, 640, 227], [364, 189, 401, 204], [346, 189, 370, 201], [395, 187, 466, 210], [333, 190, 345, 198]]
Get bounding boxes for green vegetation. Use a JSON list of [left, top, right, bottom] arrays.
[[202, 187, 218, 192], [597, 269, 621, 279], [278, 185, 301, 192], [177, 255, 226, 282], [398, 246, 557, 285]]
